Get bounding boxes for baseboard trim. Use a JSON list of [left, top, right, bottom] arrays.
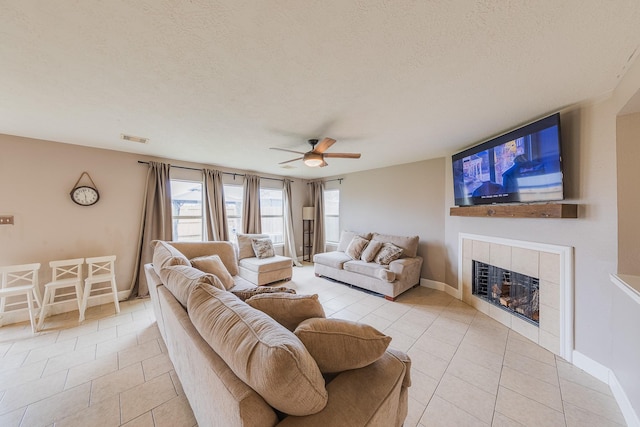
[[573, 350, 640, 427], [420, 278, 461, 299]]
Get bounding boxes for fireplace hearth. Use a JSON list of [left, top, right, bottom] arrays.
[[458, 233, 574, 360], [473, 261, 539, 325]]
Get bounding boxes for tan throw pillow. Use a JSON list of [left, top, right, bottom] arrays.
[[188, 283, 328, 416], [345, 236, 369, 260], [374, 243, 404, 266], [246, 293, 326, 331], [190, 255, 235, 290], [151, 240, 190, 277], [237, 233, 268, 260], [294, 318, 392, 374], [231, 286, 296, 301], [252, 238, 275, 259], [360, 240, 383, 263], [159, 265, 224, 308]]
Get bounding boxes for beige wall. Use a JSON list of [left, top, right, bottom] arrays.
[[0, 135, 307, 298], [616, 111, 640, 276], [327, 158, 446, 282]]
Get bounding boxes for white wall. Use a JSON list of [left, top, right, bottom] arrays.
[[326, 158, 446, 282]]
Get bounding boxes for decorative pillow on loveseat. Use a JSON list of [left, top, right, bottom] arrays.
[[246, 293, 326, 331], [188, 283, 328, 416], [374, 243, 404, 265], [294, 318, 392, 373], [337, 230, 373, 252], [190, 254, 235, 290], [345, 235, 369, 260], [360, 240, 383, 263]]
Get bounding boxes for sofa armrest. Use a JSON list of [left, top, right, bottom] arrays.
[[388, 256, 423, 282], [276, 350, 410, 427]]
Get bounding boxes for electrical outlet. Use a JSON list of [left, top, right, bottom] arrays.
[[0, 215, 14, 225]]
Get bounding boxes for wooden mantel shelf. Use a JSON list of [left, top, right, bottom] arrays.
[[450, 203, 578, 219]]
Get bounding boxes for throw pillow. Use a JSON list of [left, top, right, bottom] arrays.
[[336, 231, 373, 252], [232, 286, 296, 302], [252, 238, 275, 259], [151, 240, 190, 277], [360, 240, 384, 263], [246, 293, 326, 331], [237, 233, 268, 260], [374, 243, 404, 266], [190, 255, 235, 290], [188, 283, 328, 416], [294, 318, 392, 373], [159, 264, 224, 308], [345, 236, 369, 260]]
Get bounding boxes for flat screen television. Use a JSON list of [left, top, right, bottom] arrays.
[[452, 113, 563, 207]]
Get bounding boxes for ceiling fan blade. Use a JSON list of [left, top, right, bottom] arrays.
[[323, 152, 361, 159], [279, 157, 303, 165], [313, 137, 336, 154], [270, 147, 306, 155]]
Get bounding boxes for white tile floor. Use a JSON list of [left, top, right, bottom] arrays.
[[0, 264, 627, 427]]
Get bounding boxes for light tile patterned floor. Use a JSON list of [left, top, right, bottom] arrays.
[[0, 265, 627, 426]]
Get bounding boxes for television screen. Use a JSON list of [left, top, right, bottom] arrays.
[[452, 113, 563, 206]]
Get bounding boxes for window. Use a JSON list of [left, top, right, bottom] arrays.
[[260, 188, 284, 244], [171, 180, 203, 241], [223, 184, 243, 241], [324, 189, 340, 243]]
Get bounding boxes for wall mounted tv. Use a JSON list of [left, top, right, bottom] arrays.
[[452, 113, 563, 207]]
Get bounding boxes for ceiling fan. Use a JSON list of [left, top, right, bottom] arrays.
[[270, 138, 361, 167]]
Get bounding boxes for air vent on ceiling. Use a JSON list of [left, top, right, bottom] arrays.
[[120, 133, 149, 144]]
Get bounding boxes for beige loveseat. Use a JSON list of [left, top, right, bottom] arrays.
[[145, 240, 412, 427], [314, 232, 423, 301]]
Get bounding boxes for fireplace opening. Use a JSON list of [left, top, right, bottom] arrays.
[[473, 261, 539, 325]]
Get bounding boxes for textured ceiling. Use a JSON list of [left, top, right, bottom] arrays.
[[1, 1, 640, 179]]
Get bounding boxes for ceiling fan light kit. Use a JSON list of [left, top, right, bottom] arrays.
[[303, 152, 324, 167]]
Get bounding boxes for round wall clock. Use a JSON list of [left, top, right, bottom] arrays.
[[70, 172, 100, 206], [71, 185, 100, 206]]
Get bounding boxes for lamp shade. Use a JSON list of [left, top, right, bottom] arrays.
[[302, 207, 315, 220]]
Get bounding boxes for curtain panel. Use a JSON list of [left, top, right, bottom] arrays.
[[242, 174, 262, 234], [283, 179, 302, 266], [203, 168, 228, 241], [130, 161, 172, 298], [310, 181, 325, 256]]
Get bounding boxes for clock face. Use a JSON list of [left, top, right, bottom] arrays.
[[71, 186, 100, 206]]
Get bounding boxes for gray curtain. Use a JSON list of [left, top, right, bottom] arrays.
[[310, 180, 325, 255], [242, 174, 262, 234], [283, 179, 302, 266], [203, 168, 228, 241], [130, 161, 172, 298]]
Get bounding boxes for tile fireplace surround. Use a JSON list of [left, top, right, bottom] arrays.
[[458, 233, 574, 361]]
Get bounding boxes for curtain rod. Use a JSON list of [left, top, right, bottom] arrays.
[[307, 178, 343, 184], [137, 161, 292, 182]]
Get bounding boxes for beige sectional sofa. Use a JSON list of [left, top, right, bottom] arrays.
[[314, 232, 423, 301], [145, 240, 412, 427]]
